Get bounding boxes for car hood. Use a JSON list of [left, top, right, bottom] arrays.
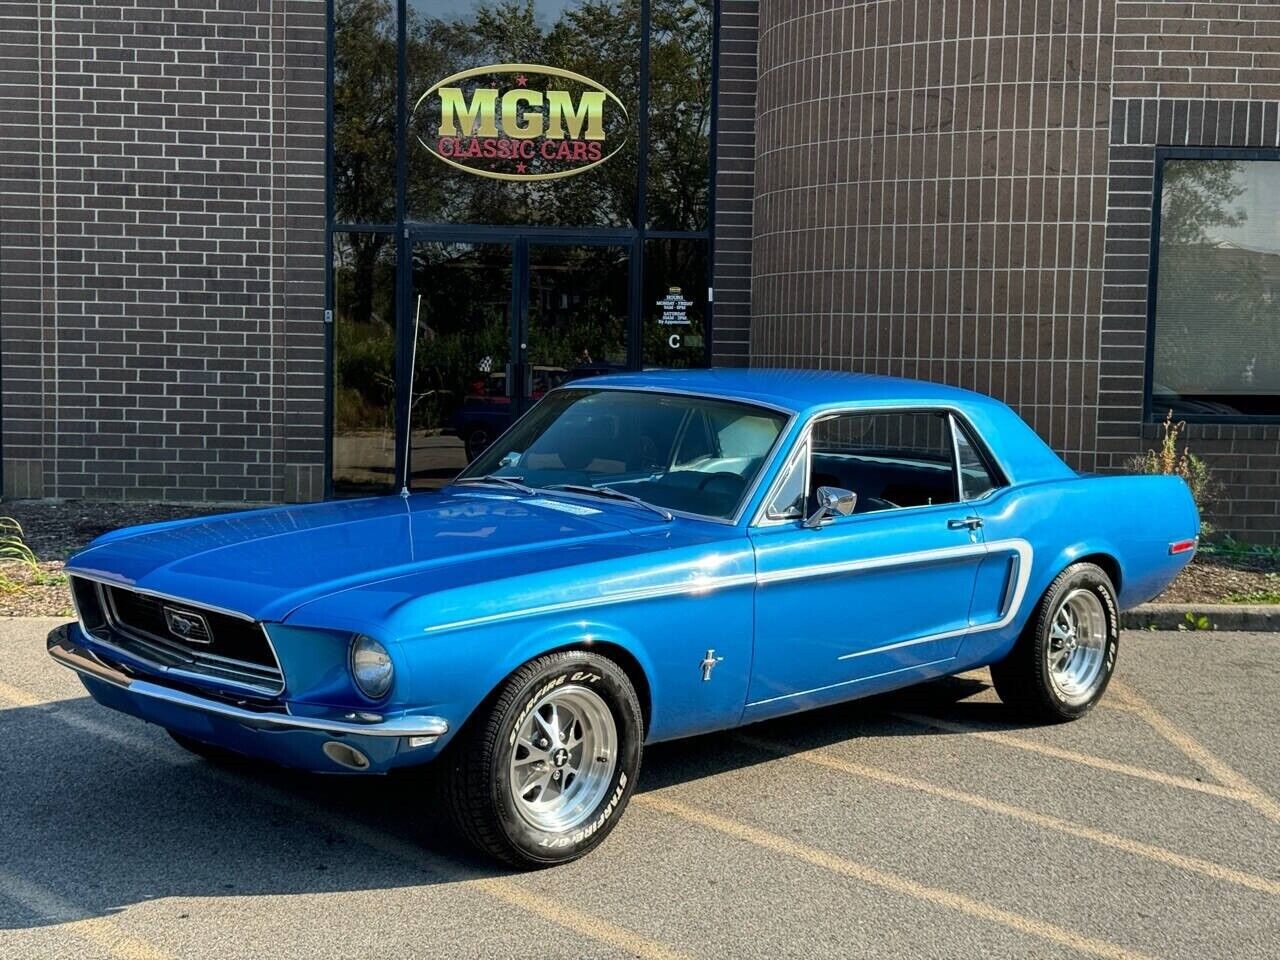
[[66, 490, 677, 622]]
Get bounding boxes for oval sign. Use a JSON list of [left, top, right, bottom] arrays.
[[412, 63, 630, 183]]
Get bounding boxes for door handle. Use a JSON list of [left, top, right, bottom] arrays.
[[948, 516, 983, 530]]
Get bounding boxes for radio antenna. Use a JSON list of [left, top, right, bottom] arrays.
[[401, 292, 423, 499]]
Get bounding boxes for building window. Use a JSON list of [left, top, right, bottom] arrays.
[[1150, 153, 1280, 420]]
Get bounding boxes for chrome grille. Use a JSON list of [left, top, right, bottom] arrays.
[[72, 577, 284, 697]]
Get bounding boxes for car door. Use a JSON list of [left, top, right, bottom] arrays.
[[744, 409, 1014, 718]]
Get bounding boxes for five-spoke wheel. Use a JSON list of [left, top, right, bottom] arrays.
[[509, 685, 618, 833], [991, 562, 1119, 722], [441, 650, 642, 867]]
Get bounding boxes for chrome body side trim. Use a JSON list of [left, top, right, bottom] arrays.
[[830, 538, 1034, 661], [47, 625, 447, 740], [422, 572, 760, 634], [422, 539, 1033, 638], [746, 656, 956, 708]]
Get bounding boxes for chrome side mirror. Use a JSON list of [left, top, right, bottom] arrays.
[[804, 486, 857, 528]]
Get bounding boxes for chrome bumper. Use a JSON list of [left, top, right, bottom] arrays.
[[46, 624, 448, 741]]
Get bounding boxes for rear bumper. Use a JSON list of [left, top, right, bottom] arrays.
[[47, 623, 448, 773]]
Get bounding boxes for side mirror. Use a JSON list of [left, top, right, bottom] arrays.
[[804, 486, 857, 528]]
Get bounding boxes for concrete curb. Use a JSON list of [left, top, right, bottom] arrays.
[[1122, 603, 1280, 632]]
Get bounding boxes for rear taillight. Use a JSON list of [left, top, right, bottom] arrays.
[[1169, 538, 1197, 555]]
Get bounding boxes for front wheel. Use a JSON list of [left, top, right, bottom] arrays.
[[440, 650, 643, 867], [990, 562, 1119, 722]]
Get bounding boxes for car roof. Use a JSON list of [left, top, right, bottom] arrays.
[[572, 367, 1076, 485], [574, 367, 998, 416]]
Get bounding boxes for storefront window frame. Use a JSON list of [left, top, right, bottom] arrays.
[[1146, 145, 1280, 425], [325, 0, 720, 495]]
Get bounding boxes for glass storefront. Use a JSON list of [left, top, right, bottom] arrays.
[[330, 0, 716, 493]]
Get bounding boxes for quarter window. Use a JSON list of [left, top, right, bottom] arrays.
[[952, 418, 999, 501], [1150, 154, 1280, 419]]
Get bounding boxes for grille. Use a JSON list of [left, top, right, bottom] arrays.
[[73, 577, 284, 697]]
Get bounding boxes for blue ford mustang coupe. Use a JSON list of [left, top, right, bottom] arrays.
[[48, 370, 1198, 865]]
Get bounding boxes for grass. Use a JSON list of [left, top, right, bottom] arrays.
[[0, 518, 41, 593]]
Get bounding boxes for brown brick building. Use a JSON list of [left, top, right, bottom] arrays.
[[2, 1, 1278, 541]]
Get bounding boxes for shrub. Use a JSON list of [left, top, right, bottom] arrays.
[[1125, 411, 1222, 537]]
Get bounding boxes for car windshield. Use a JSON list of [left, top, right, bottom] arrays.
[[458, 388, 790, 521]]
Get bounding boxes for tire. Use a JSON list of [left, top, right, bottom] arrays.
[[990, 562, 1119, 723], [440, 650, 643, 867]]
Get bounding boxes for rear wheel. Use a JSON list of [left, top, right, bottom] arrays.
[[440, 650, 643, 867], [990, 562, 1119, 722]]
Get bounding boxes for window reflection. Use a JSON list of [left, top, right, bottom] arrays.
[[333, 0, 397, 224], [1152, 158, 1280, 418], [405, 0, 641, 226], [331, 233, 397, 493], [647, 0, 713, 231]]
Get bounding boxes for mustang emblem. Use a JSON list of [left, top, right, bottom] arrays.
[[163, 607, 212, 645]]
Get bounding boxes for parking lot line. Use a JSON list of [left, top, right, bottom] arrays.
[[893, 711, 1252, 803], [1109, 679, 1280, 825], [737, 735, 1280, 898], [474, 878, 692, 960], [635, 792, 1157, 960], [0, 868, 173, 960], [0, 683, 691, 960]]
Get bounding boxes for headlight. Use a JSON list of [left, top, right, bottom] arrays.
[[350, 634, 394, 699]]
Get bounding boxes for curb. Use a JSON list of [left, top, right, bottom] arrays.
[[1122, 603, 1280, 632]]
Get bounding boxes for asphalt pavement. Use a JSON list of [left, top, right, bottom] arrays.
[[1, 618, 1277, 960]]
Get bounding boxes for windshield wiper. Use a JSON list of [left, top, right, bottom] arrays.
[[547, 484, 673, 522], [454, 474, 536, 496]]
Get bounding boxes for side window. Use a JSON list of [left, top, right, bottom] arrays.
[[766, 442, 808, 519], [952, 418, 1000, 501], [809, 411, 958, 513]]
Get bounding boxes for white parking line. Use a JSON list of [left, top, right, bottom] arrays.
[[1109, 679, 1280, 825], [738, 735, 1280, 898], [0, 869, 173, 960], [637, 792, 1158, 960], [893, 711, 1254, 803], [0, 683, 691, 960]]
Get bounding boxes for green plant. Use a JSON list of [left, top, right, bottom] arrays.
[[0, 518, 40, 592], [1126, 411, 1223, 537], [1180, 611, 1212, 631], [1225, 573, 1280, 604], [1199, 535, 1280, 564]]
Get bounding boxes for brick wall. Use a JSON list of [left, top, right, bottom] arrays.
[[0, 0, 327, 504], [1102, 0, 1280, 541], [751, 0, 1115, 469], [711, 0, 758, 366], [749, 0, 1280, 542]]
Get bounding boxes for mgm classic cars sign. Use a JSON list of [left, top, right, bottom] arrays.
[[413, 63, 629, 182]]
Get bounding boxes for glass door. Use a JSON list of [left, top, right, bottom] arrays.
[[406, 240, 515, 490], [520, 242, 631, 407]]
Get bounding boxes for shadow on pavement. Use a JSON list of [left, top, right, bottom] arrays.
[[0, 671, 1034, 931]]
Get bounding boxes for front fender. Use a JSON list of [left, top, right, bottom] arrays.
[[388, 579, 756, 749]]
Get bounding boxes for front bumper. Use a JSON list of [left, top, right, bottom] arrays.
[[47, 623, 449, 773]]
